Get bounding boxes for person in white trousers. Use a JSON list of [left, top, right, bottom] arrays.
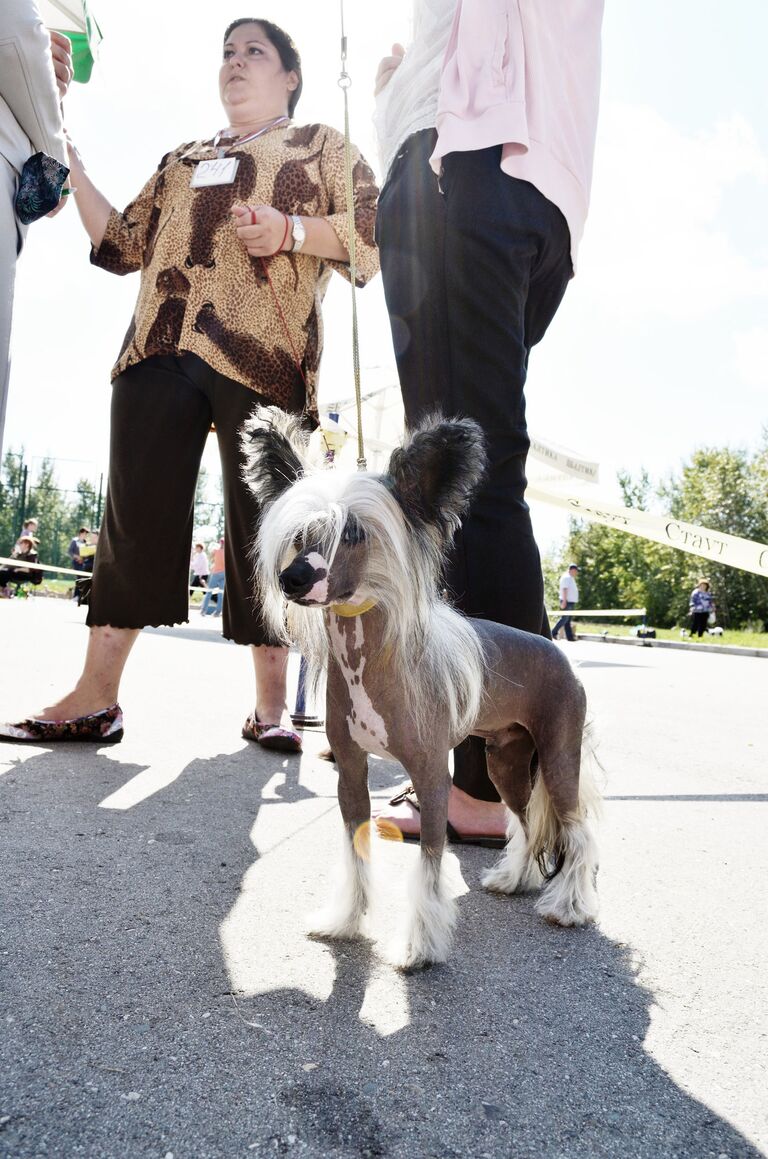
[[0, 0, 72, 452]]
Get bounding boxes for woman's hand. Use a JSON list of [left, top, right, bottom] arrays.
[[233, 204, 349, 263], [61, 133, 113, 248], [50, 31, 74, 101], [232, 204, 291, 257], [65, 135, 86, 181], [374, 43, 405, 96]]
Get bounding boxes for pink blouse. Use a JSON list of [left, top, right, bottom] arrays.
[[431, 0, 604, 268]]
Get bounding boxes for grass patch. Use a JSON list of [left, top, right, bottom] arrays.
[[8, 579, 205, 606], [574, 621, 768, 651]]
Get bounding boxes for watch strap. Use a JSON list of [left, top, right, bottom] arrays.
[[291, 214, 306, 253]]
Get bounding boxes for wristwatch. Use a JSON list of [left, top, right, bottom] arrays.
[[291, 214, 306, 253]]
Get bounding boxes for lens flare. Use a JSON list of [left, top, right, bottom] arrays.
[[353, 820, 372, 860], [375, 818, 405, 843]]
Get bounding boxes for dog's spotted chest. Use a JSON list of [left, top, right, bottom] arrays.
[[329, 613, 390, 758]]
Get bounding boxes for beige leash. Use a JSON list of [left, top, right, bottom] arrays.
[[338, 0, 367, 471]]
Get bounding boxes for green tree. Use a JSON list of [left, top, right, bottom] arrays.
[[561, 470, 682, 627], [1, 454, 107, 576], [561, 446, 768, 631], [71, 477, 99, 533], [25, 458, 71, 567], [660, 446, 768, 628], [0, 449, 27, 557]]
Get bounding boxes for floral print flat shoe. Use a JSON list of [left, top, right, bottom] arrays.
[[242, 713, 302, 754], [0, 703, 124, 744]]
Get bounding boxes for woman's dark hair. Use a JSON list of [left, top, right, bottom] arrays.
[[223, 18, 303, 116]]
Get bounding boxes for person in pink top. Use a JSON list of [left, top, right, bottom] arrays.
[[374, 0, 604, 844]]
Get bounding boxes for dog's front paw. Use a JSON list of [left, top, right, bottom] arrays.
[[306, 905, 368, 942], [381, 915, 454, 971], [381, 935, 438, 972]]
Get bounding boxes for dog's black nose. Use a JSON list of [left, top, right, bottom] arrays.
[[279, 558, 323, 600]]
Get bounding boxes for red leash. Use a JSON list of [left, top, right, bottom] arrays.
[[250, 208, 308, 389]]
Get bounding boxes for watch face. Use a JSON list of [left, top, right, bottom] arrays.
[[292, 215, 306, 250]]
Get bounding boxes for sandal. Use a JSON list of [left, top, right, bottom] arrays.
[[377, 783, 507, 849], [242, 713, 302, 754], [0, 703, 124, 745]]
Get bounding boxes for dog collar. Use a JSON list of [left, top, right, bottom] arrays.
[[330, 598, 378, 617]]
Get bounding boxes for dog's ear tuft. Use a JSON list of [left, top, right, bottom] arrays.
[[240, 405, 309, 506], [385, 414, 487, 538]]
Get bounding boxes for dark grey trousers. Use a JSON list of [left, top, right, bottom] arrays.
[[377, 131, 573, 800]]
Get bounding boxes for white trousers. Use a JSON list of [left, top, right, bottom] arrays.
[[0, 152, 24, 454]]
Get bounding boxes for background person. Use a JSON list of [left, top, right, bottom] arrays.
[[689, 578, 715, 639], [373, 0, 604, 843], [1, 0, 73, 453], [0, 17, 378, 753], [190, 543, 209, 590], [0, 534, 42, 594], [201, 537, 226, 618], [552, 564, 580, 643], [67, 526, 90, 571], [15, 516, 39, 551], [74, 530, 98, 607]]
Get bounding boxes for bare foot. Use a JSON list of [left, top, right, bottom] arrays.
[[448, 786, 509, 839], [33, 693, 117, 722], [374, 784, 508, 843], [254, 701, 294, 730], [25, 625, 137, 723]]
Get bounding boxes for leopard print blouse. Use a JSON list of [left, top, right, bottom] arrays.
[[91, 121, 379, 421]]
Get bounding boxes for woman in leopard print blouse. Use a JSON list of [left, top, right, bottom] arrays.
[[0, 18, 379, 752]]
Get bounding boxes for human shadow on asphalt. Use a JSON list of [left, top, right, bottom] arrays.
[[0, 746, 761, 1159]]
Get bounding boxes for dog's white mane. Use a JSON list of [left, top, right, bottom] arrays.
[[256, 466, 485, 741]]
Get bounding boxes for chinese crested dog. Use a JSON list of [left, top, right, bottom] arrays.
[[242, 408, 599, 969]]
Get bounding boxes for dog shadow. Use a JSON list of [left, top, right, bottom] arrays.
[[221, 776, 764, 1159], [0, 745, 761, 1158], [227, 883, 762, 1158]]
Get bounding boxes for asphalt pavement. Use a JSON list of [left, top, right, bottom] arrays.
[[1, 597, 766, 1159]]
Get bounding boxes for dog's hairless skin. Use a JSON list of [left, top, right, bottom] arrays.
[[242, 407, 600, 970]]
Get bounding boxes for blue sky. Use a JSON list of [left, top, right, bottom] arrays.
[[6, 1, 767, 550]]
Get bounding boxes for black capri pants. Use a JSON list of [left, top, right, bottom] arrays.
[[88, 352, 294, 646], [376, 131, 573, 799]]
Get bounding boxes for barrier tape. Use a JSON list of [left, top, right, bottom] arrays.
[[309, 404, 768, 579], [527, 481, 768, 578], [546, 608, 646, 619], [0, 557, 84, 579], [0, 557, 214, 596], [529, 438, 600, 483], [3, 556, 650, 629]]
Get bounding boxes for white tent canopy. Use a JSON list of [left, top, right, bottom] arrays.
[[38, 0, 101, 82], [39, 1, 87, 30]]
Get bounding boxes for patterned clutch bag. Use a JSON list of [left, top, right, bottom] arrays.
[[14, 152, 70, 225]]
